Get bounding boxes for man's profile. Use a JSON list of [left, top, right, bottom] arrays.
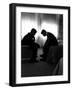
[[22, 28, 37, 45]]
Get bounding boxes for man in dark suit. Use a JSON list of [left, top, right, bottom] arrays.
[[22, 28, 40, 63], [22, 28, 36, 45], [41, 29, 58, 60]]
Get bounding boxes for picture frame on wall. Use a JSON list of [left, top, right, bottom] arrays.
[[9, 3, 70, 87]]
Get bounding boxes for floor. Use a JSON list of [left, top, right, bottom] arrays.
[[21, 61, 57, 77]]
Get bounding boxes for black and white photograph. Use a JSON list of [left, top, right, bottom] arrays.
[[9, 3, 70, 86], [21, 13, 63, 77]]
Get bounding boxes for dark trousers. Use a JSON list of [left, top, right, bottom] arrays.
[[30, 43, 40, 62]]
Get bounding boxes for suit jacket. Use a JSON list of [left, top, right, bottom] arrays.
[[21, 33, 35, 45], [43, 32, 58, 52]]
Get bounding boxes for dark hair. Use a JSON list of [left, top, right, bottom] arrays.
[[31, 28, 37, 34], [41, 29, 47, 36], [41, 29, 46, 34]]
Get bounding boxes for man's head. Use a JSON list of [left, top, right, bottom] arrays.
[[41, 29, 47, 36], [31, 28, 37, 35]]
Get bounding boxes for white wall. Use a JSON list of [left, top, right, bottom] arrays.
[[0, 0, 72, 90]]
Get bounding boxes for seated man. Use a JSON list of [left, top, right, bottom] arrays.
[[21, 28, 40, 63], [41, 29, 58, 61]]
